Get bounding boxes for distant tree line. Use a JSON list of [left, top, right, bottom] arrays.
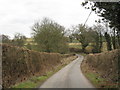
[[68, 23, 120, 53], [68, 24, 103, 53], [2, 13, 120, 54], [1, 33, 26, 47]]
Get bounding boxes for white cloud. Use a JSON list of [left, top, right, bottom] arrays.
[[0, 0, 100, 38]]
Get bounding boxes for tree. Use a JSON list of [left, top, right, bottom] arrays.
[[1, 34, 11, 44], [26, 43, 32, 50], [71, 24, 104, 53], [111, 28, 117, 49], [82, 2, 120, 48], [69, 35, 74, 43], [32, 18, 68, 53], [72, 24, 92, 52], [11, 33, 26, 47], [91, 24, 105, 53], [105, 32, 112, 51], [82, 2, 120, 30]]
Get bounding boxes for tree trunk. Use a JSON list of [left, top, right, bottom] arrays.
[[112, 28, 116, 49], [117, 30, 120, 48], [99, 32, 102, 53], [105, 32, 112, 51]]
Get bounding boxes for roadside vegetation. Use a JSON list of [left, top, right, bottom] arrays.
[[12, 55, 77, 88], [81, 49, 119, 88], [80, 1, 120, 88], [2, 43, 77, 88], [1, 1, 120, 89]]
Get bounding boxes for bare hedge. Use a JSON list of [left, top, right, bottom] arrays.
[[84, 49, 120, 84], [2, 44, 73, 88]]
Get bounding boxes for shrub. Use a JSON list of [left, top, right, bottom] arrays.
[[85, 46, 94, 54]]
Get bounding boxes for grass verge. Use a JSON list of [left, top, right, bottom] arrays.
[[83, 71, 118, 88], [81, 58, 119, 88], [84, 72, 105, 88], [12, 56, 77, 88]]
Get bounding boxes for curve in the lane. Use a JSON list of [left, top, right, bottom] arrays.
[[40, 55, 95, 88]]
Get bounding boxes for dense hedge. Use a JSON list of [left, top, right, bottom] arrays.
[[69, 48, 82, 53], [84, 49, 120, 85], [2, 44, 72, 88]]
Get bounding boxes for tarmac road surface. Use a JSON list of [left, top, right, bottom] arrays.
[[40, 54, 95, 88]]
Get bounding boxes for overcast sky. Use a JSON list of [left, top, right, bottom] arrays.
[[0, 0, 100, 38]]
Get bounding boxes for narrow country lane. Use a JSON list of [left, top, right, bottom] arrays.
[[40, 55, 96, 88]]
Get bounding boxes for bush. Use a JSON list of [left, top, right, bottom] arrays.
[[69, 48, 82, 53], [85, 46, 94, 54]]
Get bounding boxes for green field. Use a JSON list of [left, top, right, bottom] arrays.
[[68, 43, 82, 49], [68, 42, 108, 52], [25, 38, 108, 52]]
